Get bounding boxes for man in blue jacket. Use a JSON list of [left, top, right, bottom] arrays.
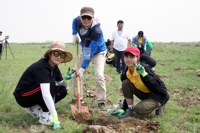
[[71, 6, 107, 110]]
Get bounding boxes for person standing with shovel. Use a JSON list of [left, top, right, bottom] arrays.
[[70, 6, 107, 110]]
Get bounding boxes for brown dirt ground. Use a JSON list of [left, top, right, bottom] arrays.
[[73, 108, 160, 133], [171, 87, 200, 107], [80, 67, 199, 133], [77, 74, 161, 133]]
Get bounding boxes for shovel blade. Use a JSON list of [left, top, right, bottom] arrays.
[[70, 103, 90, 122], [70, 103, 89, 113]]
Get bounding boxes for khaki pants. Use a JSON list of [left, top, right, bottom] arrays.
[[72, 51, 107, 103], [122, 79, 160, 115]]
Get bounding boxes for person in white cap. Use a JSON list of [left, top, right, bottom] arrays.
[[71, 6, 107, 110], [13, 41, 72, 129]]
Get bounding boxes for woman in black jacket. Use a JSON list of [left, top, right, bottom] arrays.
[[119, 46, 169, 119]]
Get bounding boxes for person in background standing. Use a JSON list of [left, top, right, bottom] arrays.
[[132, 31, 147, 55], [71, 6, 107, 110], [0, 31, 6, 60], [110, 20, 132, 74]]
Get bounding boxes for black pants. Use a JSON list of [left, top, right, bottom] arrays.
[[114, 48, 126, 73], [145, 49, 152, 56], [0, 44, 2, 54], [14, 86, 67, 112]]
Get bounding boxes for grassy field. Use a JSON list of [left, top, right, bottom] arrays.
[[0, 42, 200, 133]]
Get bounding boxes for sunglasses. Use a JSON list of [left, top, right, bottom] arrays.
[[81, 15, 92, 20], [53, 51, 66, 59]]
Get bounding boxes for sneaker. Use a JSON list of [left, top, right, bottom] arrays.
[[118, 108, 134, 119], [98, 103, 106, 110], [25, 107, 41, 118], [156, 104, 165, 116], [39, 112, 52, 125], [68, 99, 84, 104]]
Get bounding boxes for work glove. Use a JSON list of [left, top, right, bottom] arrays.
[[64, 67, 75, 81], [111, 109, 125, 117], [72, 34, 79, 44], [136, 63, 148, 77], [51, 113, 61, 130], [77, 68, 85, 78], [107, 108, 115, 114], [144, 46, 147, 51]]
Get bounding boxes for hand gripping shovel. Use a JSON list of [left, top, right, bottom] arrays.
[[70, 42, 89, 121]]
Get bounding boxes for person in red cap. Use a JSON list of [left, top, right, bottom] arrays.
[[118, 46, 169, 119]]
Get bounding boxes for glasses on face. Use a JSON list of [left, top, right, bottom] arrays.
[[81, 15, 92, 20], [53, 51, 66, 59]]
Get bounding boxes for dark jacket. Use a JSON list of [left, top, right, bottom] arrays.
[[120, 59, 169, 105]]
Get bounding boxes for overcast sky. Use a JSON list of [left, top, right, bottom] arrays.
[[1, 0, 200, 43]]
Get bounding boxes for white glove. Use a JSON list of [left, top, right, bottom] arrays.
[[77, 68, 85, 78], [72, 34, 79, 44], [144, 46, 147, 51], [133, 44, 138, 47]]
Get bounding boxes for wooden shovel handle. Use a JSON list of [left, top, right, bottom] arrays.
[[76, 42, 81, 111]]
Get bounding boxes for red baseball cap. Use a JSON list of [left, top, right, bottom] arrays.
[[123, 46, 140, 56]]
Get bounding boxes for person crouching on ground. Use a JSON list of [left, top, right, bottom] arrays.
[[13, 41, 72, 129], [119, 46, 169, 119]]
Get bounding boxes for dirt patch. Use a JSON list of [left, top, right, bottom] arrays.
[[196, 70, 200, 77], [171, 87, 184, 97], [171, 87, 200, 107], [72, 111, 91, 123], [104, 74, 113, 84], [160, 63, 166, 66], [174, 67, 195, 71], [82, 109, 160, 133], [178, 93, 200, 107], [71, 103, 91, 123], [157, 75, 170, 81], [80, 69, 160, 132]]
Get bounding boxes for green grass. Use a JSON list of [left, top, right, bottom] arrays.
[[0, 42, 200, 132]]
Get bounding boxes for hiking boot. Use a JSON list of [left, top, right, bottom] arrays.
[[39, 112, 52, 125], [98, 103, 106, 110], [25, 107, 42, 118], [68, 99, 84, 104], [118, 108, 134, 119], [156, 104, 165, 116]]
